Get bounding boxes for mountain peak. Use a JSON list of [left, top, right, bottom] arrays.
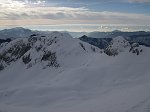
[[0, 31, 100, 71]]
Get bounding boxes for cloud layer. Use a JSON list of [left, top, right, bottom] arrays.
[[0, 0, 150, 26]]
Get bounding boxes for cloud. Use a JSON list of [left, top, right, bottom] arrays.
[[0, 0, 150, 25], [0, 0, 46, 8], [127, 0, 150, 3], [0, 6, 150, 25], [0, 0, 26, 8], [0, 6, 89, 20]]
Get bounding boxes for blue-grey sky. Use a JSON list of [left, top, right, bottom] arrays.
[[0, 0, 150, 31]]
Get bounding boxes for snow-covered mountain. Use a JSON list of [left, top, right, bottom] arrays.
[[0, 31, 150, 112], [0, 31, 100, 71], [0, 27, 33, 39], [79, 35, 144, 56], [104, 36, 143, 56]]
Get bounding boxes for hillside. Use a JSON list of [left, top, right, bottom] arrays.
[[0, 31, 150, 112]]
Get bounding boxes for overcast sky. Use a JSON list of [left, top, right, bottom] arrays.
[[0, 0, 150, 27]]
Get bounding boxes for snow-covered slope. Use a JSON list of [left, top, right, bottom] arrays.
[[0, 32, 150, 112]]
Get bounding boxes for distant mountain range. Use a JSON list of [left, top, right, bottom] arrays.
[[86, 31, 150, 38], [80, 35, 112, 49], [0, 27, 33, 39], [125, 34, 150, 47], [0, 27, 150, 49], [79, 32, 150, 49]]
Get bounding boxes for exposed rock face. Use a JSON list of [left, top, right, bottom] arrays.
[[104, 36, 143, 56], [0, 34, 60, 70]]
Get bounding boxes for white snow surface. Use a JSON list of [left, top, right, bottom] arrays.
[[0, 32, 150, 112], [107, 36, 130, 52]]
